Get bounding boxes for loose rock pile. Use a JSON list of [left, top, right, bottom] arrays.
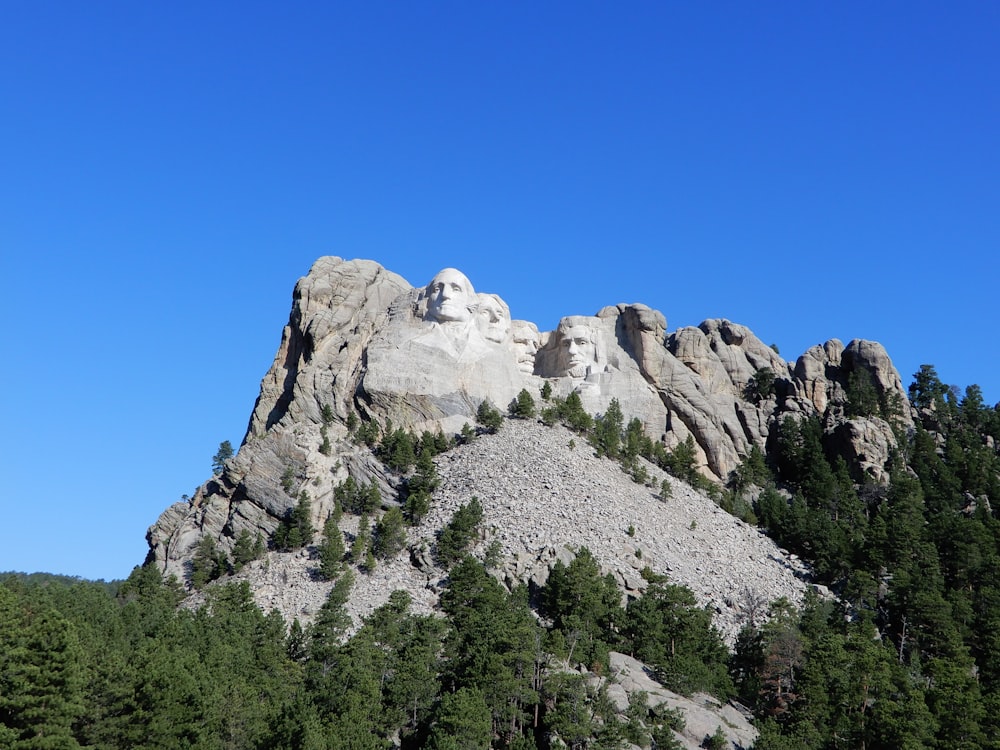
[[208, 418, 813, 647]]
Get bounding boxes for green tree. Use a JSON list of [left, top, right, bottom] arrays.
[[273, 492, 316, 551], [317, 516, 347, 580], [662, 435, 700, 484], [212, 439, 234, 475], [428, 687, 492, 750], [592, 398, 624, 458], [559, 391, 593, 433], [351, 514, 372, 565], [231, 529, 264, 572], [909, 363, 950, 411], [373, 507, 407, 559], [440, 559, 542, 743], [623, 577, 732, 698], [320, 402, 335, 425], [437, 497, 485, 567], [509, 389, 537, 419], [0, 592, 85, 749], [476, 399, 504, 432], [380, 425, 417, 472], [542, 547, 621, 669], [404, 447, 438, 524], [190, 534, 228, 589], [308, 570, 355, 673], [745, 367, 776, 403], [846, 367, 880, 417]]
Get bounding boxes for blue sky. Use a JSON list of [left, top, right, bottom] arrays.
[[2, 2, 998, 580]]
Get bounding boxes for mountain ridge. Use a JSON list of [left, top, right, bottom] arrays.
[[148, 255, 902, 635]]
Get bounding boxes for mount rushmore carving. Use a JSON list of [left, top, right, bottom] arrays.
[[148, 257, 913, 582]]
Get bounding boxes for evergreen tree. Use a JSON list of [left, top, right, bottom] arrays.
[[745, 367, 776, 403], [404, 446, 438, 524], [436, 497, 484, 566], [351, 514, 371, 565], [508, 389, 537, 419], [190, 534, 228, 588], [316, 516, 347, 580], [428, 687, 492, 750], [476, 399, 504, 432], [0, 593, 85, 748], [542, 547, 621, 669], [231, 529, 264, 572], [273, 492, 316, 551], [307, 570, 355, 674], [846, 367, 880, 417], [440, 558, 542, 743], [373, 507, 406, 559], [623, 577, 732, 698], [592, 398, 624, 458], [212, 439, 234, 475]]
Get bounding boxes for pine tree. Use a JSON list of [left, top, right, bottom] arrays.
[[592, 397, 624, 458], [212, 440, 234, 475], [273, 492, 316, 551], [0, 601, 85, 748], [373, 507, 406, 559], [351, 514, 371, 565], [190, 534, 228, 588], [317, 516, 347, 580], [437, 497, 484, 566], [428, 687, 492, 749], [231, 529, 264, 572], [476, 399, 503, 432], [508, 389, 537, 419]]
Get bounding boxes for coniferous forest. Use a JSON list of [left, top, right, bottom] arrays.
[[3, 364, 1000, 749]]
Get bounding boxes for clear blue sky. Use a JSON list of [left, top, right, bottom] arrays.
[[2, 2, 998, 580]]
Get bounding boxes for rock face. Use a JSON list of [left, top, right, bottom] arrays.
[[597, 652, 758, 749], [147, 257, 912, 628]]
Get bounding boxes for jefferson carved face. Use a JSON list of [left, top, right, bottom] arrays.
[[426, 268, 476, 323], [558, 324, 598, 377], [476, 293, 510, 343]]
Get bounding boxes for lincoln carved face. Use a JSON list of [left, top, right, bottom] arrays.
[[557, 321, 599, 378], [426, 268, 477, 323]]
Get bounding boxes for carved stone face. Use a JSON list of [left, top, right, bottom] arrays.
[[477, 293, 510, 343], [558, 324, 598, 377], [511, 320, 540, 374], [426, 268, 476, 323]]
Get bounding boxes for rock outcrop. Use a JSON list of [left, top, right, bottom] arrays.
[[597, 652, 758, 749], [147, 256, 912, 634]]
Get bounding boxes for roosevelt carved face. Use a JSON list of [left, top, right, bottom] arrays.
[[426, 268, 476, 323], [511, 320, 540, 374], [558, 323, 599, 378], [476, 293, 510, 343]]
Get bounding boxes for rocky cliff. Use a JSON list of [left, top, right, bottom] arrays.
[[148, 256, 912, 630]]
